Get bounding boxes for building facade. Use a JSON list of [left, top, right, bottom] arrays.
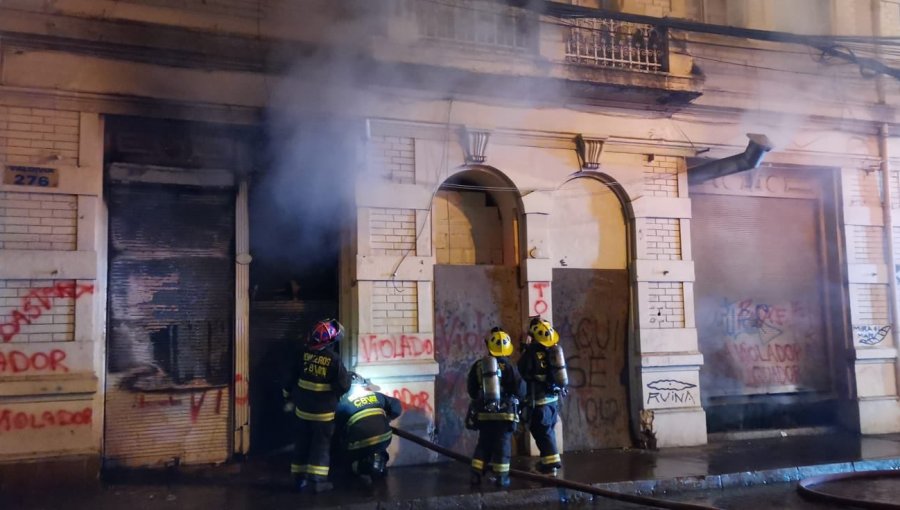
[[1, 0, 899, 471]]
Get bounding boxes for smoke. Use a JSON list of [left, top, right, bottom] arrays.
[[250, 0, 563, 299]]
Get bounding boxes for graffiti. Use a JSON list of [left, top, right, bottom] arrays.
[[574, 397, 621, 427], [435, 308, 488, 354], [727, 342, 803, 364], [646, 379, 696, 391], [0, 282, 94, 342], [704, 295, 825, 396], [567, 355, 607, 389], [560, 316, 616, 390], [647, 390, 696, 405], [434, 300, 492, 453], [645, 379, 697, 406], [392, 388, 434, 415], [132, 388, 224, 424], [0, 349, 68, 373], [360, 334, 434, 363], [748, 365, 800, 385], [717, 298, 801, 344], [554, 288, 630, 450], [853, 325, 891, 346], [234, 373, 249, 406], [531, 282, 549, 316], [135, 394, 183, 409], [0, 407, 92, 433], [725, 342, 804, 387]]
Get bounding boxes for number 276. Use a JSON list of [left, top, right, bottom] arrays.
[[12, 175, 50, 186]]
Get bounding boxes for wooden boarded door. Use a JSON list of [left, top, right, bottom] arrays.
[[433, 265, 522, 455], [552, 268, 631, 451]]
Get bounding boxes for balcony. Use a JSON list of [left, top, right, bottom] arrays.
[[565, 18, 668, 73], [377, 0, 699, 106]]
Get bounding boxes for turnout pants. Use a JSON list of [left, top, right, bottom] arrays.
[[292, 417, 335, 481], [332, 440, 391, 478], [529, 402, 561, 468], [471, 421, 514, 476]]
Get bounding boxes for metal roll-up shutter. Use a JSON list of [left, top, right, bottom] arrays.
[[104, 179, 235, 468], [692, 190, 832, 402]]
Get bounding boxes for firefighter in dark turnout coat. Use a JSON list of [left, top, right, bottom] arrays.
[[332, 374, 402, 481], [518, 317, 567, 474], [467, 327, 526, 488], [282, 318, 351, 493]]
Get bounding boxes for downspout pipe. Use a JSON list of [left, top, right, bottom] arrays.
[[687, 134, 774, 185]]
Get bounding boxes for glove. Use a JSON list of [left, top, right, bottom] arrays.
[[465, 401, 479, 430], [282, 402, 295, 414]]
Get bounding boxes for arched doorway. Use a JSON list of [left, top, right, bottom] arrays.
[[550, 175, 633, 451], [432, 167, 524, 455]]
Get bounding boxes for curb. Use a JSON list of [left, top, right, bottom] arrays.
[[327, 456, 900, 509]]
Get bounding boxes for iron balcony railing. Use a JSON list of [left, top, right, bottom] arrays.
[[565, 18, 668, 72], [396, 0, 538, 52]]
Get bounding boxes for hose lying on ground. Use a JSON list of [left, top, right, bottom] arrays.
[[391, 426, 722, 510], [798, 470, 900, 509]]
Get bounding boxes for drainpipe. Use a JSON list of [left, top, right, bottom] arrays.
[[687, 133, 774, 185], [879, 125, 900, 383]]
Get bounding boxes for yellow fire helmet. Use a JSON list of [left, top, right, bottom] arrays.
[[529, 318, 560, 348], [486, 328, 514, 357]]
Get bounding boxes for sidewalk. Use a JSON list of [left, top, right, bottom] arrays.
[[4, 432, 900, 509]]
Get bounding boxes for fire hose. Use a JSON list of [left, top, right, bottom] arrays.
[[390, 426, 723, 510], [797, 470, 900, 509]]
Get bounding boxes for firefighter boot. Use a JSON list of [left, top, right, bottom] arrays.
[[470, 472, 482, 486], [536, 462, 560, 476], [495, 474, 511, 488]]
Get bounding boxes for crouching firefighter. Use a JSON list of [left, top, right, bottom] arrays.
[[282, 318, 351, 493], [466, 327, 526, 488], [518, 317, 569, 475], [332, 373, 403, 482]]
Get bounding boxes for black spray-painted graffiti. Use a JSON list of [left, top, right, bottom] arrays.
[[718, 298, 789, 344], [646, 379, 697, 405], [853, 325, 891, 346]]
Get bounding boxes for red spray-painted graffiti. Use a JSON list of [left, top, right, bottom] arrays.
[[0, 349, 68, 374], [392, 388, 434, 415], [0, 282, 94, 342], [531, 282, 549, 316], [726, 342, 804, 386], [361, 334, 434, 363], [234, 374, 249, 406], [133, 388, 224, 424], [0, 407, 92, 433], [710, 297, 817, 391]]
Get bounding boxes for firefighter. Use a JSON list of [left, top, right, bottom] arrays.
[[518, 317, 568, 475], [282, 318, 351, 493], [466, 327, 526, 488], [332, 373, 402, 483]]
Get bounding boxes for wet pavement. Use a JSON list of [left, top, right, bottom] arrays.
[[3, 431, 900, 509]]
